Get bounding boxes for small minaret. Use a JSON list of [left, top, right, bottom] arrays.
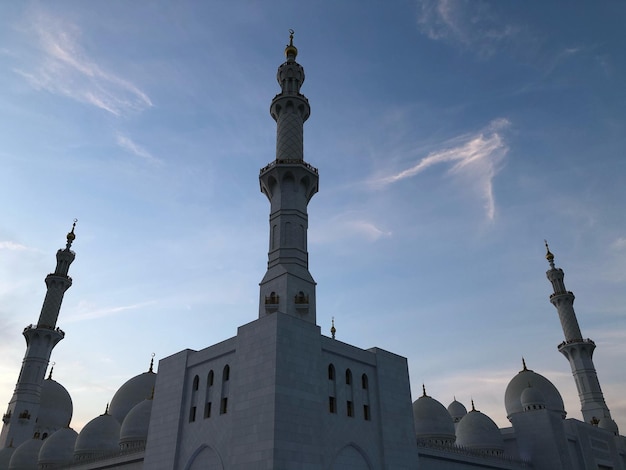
[[258, 31, 318, 324], [544, 242, 613, 425], [0, 222, 77, 448]]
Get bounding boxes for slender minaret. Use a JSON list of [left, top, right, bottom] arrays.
[[544, 242, 612, 425], [0, 222, 77, 448], [259, 30, 318, 324]]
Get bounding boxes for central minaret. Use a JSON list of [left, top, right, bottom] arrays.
[[259, 31, 318, 324], [0, 222, 77, 449], [544, 243, 615, 429]]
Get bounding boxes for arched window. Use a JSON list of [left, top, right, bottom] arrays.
[[361, 374, 368, 390], [328, 364, 335, 381], [192, 375, 199, 391], [207, 370, 214, 387], [223, 365, 230, 381], [345, 369, 352, 385]]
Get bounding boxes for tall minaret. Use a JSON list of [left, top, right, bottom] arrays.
[[259, 31, 318, 324], [544, 242, 613, 426], [0, 222, 77, 448]]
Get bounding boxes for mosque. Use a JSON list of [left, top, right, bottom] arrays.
[[1, 34, 625, 470]]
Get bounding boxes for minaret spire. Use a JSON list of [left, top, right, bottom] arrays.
[[0, 222, 77, 448], [545, 243, 615, 428], [258, 31, 318, 323]]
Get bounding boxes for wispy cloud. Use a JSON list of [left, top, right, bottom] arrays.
[[65, 300, 156, 322], [0, 241, 29, 251], [416, 0, 519, 57], [371, 119, 509, 220], [116, 133, 160, 163], [14, 11, 152, 116], [313, 214, 392, 244]]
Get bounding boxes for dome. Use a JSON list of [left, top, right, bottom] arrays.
[[598, 417, 619, 436], [520, 385, 546, 411], [36, 378, 73, 435], [0, 446, 16, 468], [119, 398, 153, 450], [447, 399, 467, 423], [412, 395, 455, 444], [38, 427, 77, 468], [74, 411, 120, 461], [505, 366, 565, 419], [8, 438, 43, 470], [108, 370, 156, 424], [456, 408, 504, 455]]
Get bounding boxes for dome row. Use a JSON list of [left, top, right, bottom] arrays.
[[2, 370, 155, 469]]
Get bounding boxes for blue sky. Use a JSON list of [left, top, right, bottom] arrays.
[[1, 1, 625, 431]]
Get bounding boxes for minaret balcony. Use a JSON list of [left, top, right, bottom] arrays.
[[260, 159, 318, 175], [264, 293, 280, 314], [558, 338, 595, 348]]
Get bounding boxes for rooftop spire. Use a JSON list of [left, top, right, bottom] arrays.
[[66, 219, 77, 250], [149, 353, 155, 373], [285, 29, 297, 60], [544, 239, 555, 269], [330, 317, 336, 339]]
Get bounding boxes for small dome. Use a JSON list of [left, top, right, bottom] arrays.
[[37, 378, 73, 434], [598, 417, 619, 436], [520, 385, 546, 411], [0, 446, 16, 468], [109, 370, 156, 424], [456, 409, 504, 455], [74, 412, 120, 461], [505, 367, 565, 419], [9, 438, 43, 470], [447, 399, 467, 423], [38, 427, 77, 468], [119, 398, 153, 450], [412, 395, 455, 444]]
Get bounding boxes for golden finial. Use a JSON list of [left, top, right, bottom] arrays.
[[471, 399, 476, 412], [66, 219, 77, 249], [285, 29, 298, 59], [330, 317, 336, 339], [522, 357, 527, 371], [544, 239, 555, 268], [47, 362, 55, 380], [149, 353, 155, 373], [422, 384, 427, 397]]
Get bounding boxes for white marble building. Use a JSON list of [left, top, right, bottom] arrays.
[[1, 34, 625, 470]]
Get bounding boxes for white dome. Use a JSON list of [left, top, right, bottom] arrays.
[[36, 378, 73, 435], [447, 399, 467, 423], [0, 446, 16, 468], [412, 395, 455, 443], [119, 398, 153, 450], [109, 371, 156, 424], [455, 409, 504, 455], [8, 438, 43, 470], [505, 366, 565, 419], [74, 412, 120, 461], [520, 385, 546, 411], [38, 427, 77, 468]]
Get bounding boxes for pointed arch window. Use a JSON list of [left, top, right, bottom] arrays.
[[192, 375, 199, 391], [223, 365, 230, 381], [345, 369, 352, 385], [328, 364, 335, 381]]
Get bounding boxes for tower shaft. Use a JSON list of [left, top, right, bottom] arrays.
[[259, 32, 318, 324], [0, 225, 76, 448], [545, 246, 611, 424]]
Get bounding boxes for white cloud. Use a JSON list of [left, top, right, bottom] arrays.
[[611, 237, 626, 250], [312, 214, 392, 244], [64, 300, 156, 322], [116, 133, 160, 163], [416, 0, 518, 57], [0, 241, 29, 251], [372, 118, 509, 220], [14, 11, 152, 116]]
